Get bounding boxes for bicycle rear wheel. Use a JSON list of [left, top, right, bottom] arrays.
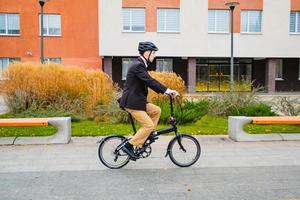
[[98, 135, 130, 169], [168, 134, 201, 167]]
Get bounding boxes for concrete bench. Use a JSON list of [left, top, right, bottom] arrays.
[[0, 117, 71, 145], [228, 116, 300, 142]]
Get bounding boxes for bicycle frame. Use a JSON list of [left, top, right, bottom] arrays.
[[128, 95, 177, 136], [127, 94, 186, 156]]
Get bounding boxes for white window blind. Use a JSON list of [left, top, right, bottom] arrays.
[[39, 14, 61, 36], [157, 9, 180, 32], [290, 12, 300, 33], [208, 10, 229, 33], [0, 14, 20, 35], [48, 15, 61, 35], [122, 8, 145, 32], [0, 15, 4, 34], [241, 10, 262, 33]]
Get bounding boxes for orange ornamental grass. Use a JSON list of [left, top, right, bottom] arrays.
[[148, 71, 185, 103], [0, 62, 114, 117]]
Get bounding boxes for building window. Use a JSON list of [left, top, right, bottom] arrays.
[[157, 9, 180, 32], [241, 10, 262, 33], [196, 58, 252, 92], [0, 13, 20, 35], [290, 12, 300, 33], [208, 10, 229, 33], [39, 14, 61, 36], [43, 57, 61, 64], [156, 59, 173, 72], [275, 59, 283, 80], [0, 58, 20, 79], [122, 8, 145, 32], [122, 58, 134, 80]]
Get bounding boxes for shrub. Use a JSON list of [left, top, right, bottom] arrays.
[[158, 99, 209, 124], [94, 88, 129, 123], [147, 71, 186, 103], [272, 97, 300, 116], [0, 62, 114, 119], [230, 103, 276, 116], [207, 87, 265, 116], [176, 100, 209, 124]]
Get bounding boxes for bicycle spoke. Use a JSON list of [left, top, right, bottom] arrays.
[[98, 136, 130, 169], [169, 134, 201, 167]]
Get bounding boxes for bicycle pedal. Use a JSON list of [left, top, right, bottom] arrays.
[[148, 134, 158, 141]]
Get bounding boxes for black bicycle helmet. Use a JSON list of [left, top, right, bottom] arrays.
[[138, 41, 159, 55]]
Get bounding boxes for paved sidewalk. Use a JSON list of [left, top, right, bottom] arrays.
[[1, 166, 299, 200], [1, 136, 300, 200], [1, 135, 299, 172]]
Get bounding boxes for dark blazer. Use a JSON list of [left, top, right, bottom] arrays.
[[119, 57, 167, 111]]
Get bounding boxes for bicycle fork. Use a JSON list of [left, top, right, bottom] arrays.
[[165, 133, 186, 157]]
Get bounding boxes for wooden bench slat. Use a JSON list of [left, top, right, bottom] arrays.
[[0, 118, 49, 127], [252, 116, 300, 125]]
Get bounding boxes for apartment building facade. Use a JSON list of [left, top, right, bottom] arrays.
[[100, 0, 300, 92], [0, 0, 101, 79]]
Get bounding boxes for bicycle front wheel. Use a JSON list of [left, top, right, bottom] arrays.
[[168, 134, 201, 167], [98, 135, 130, 169]]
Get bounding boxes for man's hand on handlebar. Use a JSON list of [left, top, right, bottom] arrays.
[[164, 88, 180, 97]]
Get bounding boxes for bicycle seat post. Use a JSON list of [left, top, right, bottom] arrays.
[[128, 112, 137, 134]]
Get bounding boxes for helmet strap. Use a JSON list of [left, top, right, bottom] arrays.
[[142, 50, 153, 66], [147, 50, 153, 65]]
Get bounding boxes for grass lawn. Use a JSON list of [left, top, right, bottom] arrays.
[[0, 126, 57, 137], [0, 115, 299, 137]]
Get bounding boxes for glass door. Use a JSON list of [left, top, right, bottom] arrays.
[[196, 58, 252, 92]]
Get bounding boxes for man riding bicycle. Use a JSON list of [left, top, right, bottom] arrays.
[[119, 41, 179, 160]]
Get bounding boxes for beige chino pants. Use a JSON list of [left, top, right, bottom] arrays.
[[125, 103, 161, 147]]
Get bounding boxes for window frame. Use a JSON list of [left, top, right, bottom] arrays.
[[0, 13, 20, 36], [157, 8, 180, 33], [290, 11, 300, 34], [39, 14, 62, 36], [122, 58, 134, 80], [241, 10, 262, 34], [156, 58, 173, 72], [275, 59, 284, 81], [122, 8, 145, 33], [208, 9, 230, 34]]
